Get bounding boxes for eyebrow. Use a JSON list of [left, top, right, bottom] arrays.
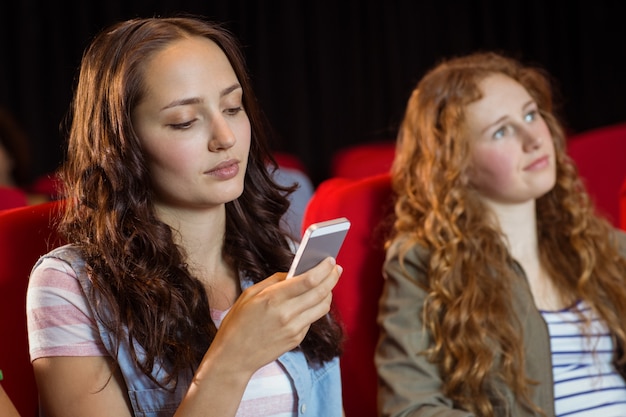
[[521, 99, 536, 111], [481, 115, 507, 134], [221, 83, 242, 97], [160, 83, 242, 111], [480, 99, 535, 134]]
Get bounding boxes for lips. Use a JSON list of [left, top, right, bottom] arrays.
[[524, 155, 549, 171], [205, 159, 240, 179]]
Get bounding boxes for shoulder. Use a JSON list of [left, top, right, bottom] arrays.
[[31, 244, 89, 285], [386, 235, 429, 261], [27, 245, 107, 361], [28, 244, 92, 316], [613, 228, 626, 258], [385, 236, 431, 284], [29, 245, 83, 289], [37, 244, 85, 266]]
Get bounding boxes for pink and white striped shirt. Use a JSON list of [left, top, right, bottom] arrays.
[[27, 256, 297, 417]]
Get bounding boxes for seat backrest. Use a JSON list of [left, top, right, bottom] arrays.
[[302, 173, 393, 417], [272, 151, 308, 174], [0, 200, 65, 417], [619, 177, 626, 231], [0, 186, 28, 211], [27, 172, 64, 201], [271, 166, 315, 239], [331, 141, 396, 180], [567, 122, 626, 226]]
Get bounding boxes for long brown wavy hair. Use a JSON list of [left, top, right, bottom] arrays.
[[390, 51, 626, 416], [59, 16, 343, 388]]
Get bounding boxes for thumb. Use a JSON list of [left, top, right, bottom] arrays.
[[241, 272, 286, 297]]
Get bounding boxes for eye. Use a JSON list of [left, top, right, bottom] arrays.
[[224, 106, 244, 116], [493, 125, 507, 140], [524, 109, 538, 123], [168, 119, 196, 130]]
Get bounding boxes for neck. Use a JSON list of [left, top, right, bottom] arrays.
[[156, 204, 228, 279], [487, 199, 539, 262], [486, 199, 566, 310], [156, 204, 239, 309]]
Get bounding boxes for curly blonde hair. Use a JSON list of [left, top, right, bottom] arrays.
[[390, 51, 626, 416]]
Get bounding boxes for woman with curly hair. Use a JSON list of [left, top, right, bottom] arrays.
[[376, 51, 626, 417], [26, 16, 344, 417]]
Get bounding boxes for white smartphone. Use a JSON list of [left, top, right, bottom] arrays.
[[286, 217, 351, 279]]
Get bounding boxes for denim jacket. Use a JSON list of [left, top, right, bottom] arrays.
[[38, 244, 343, 417]]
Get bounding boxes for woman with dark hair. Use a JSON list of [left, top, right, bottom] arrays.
[[376, 52, 626, 416], [27, 16, 344, 416]]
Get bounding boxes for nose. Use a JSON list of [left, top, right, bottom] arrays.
[[208, 115, 236, 152], [519, 124, 542, 151]]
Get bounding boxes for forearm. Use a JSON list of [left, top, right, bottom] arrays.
[[175, 343, 253, 417]]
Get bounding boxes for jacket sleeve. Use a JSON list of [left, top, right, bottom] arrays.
[[614, 229, 626, 258], [375, 241, 473, 417]]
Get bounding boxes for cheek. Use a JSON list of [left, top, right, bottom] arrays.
[[468, 147, 515, 189], [232, 119, 252, 163], [233, 117, 252, 147], [143, 139, 197, 182]]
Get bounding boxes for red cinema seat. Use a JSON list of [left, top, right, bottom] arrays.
[[619, 177, 626, 231], [272, 151, 308, 174], [302, 173, 394, 417], [567, 122, 626, 226], [0, 200, 65, 417], [331, 141, 396, 180], [0, 186, 28, 211], [28, 172, 64, 201]]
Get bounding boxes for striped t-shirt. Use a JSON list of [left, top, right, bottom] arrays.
[[27, 256, 297, 417], [541, 301, 626, 416]]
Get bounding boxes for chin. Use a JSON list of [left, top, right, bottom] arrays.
[[531, 185, 556, 203], [222, 186, 245, 203]]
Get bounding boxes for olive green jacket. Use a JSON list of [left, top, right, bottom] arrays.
[[376, 231, 626, 417]]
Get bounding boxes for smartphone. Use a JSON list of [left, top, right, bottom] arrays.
[[286, 217, 351, 279]]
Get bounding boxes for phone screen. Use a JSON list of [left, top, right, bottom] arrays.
[[286, 217, 350, 278]]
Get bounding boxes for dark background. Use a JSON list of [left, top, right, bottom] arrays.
[[1, 0, 625, 185]]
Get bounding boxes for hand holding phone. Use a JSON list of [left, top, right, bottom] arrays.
[[286, 217, 351, 279]]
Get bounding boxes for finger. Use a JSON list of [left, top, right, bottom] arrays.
[[282, 292, 335, 334], [285, 257, 338, 295], [282, 265, 342, 323], [297, 263, 342, 305], [239, 272, 285, 299]]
